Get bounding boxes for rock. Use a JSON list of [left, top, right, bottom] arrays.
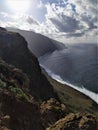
[[1, 115, 10, 128], [0, 127, 10, 130], [40, 98, 66, 128], [47, 113, 97, 130]]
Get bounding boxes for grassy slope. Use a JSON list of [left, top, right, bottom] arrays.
[[42, 68, 98, 119]]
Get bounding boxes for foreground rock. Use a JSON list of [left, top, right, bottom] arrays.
[[40, 98, 66, 128], [47, 113, 97, 130]]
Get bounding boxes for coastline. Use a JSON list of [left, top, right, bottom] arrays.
[[40, 64, 98, 104]]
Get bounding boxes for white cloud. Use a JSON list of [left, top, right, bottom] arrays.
[[41, 0, 98, 43], [0, 12, 39, 30]]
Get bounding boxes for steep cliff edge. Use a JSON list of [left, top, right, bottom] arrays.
[[0, 27, 57, 100]]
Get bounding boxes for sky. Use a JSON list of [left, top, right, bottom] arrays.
[[0, 0, 98, 44]]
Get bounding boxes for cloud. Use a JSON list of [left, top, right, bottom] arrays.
[[41, 0, 97, 43], [0, 0, 97, 43], [45, 1, 97, 32], [37, 0, 45, 9], [50, 15, 80, 32], [0, 12, 39, 29], [20, 15, 39, 25]]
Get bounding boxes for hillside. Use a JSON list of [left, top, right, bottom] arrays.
[[0, 59, 44, 130], [0, 27, 98, 130], [0, 27, 57, 101]]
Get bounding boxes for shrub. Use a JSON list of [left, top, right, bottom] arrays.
[[0, 63, 9, 76], [0, 79, 6, 88], [9, 86, 29, 101]]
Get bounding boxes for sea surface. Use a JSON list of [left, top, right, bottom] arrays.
[[39, 43, 98, 103]]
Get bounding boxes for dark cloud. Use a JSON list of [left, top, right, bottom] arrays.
[[89, 0, 97, 4], [66, 32, 85, 37], [81, 14, 97, 29], [50, 15, 81, 33]]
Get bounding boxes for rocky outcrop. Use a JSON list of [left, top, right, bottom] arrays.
[[47, 113, 98, 130], [40, 98, 66, 128], [0, 27, 57, 101]]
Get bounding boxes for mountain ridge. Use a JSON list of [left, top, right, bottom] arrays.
[[6, 27, 66, 57]]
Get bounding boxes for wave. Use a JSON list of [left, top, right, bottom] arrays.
[[40, 64, 98, 104]]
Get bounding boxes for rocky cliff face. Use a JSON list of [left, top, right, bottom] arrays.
[[0, 27, 57, 100], [40, 98, 66, 128]]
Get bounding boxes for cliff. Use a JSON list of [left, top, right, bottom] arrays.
[[0, 27, 57, 101], [0, 27, 98, 130], [6, 27, 65, 57]]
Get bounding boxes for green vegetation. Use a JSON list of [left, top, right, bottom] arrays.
[[0, 59, 29, 102], [51, 105, 63, 118], [0, 79, 6, 88], [9, 86, 29, 101], [51, 105, 62, 114], [0, 62, 9, 75]]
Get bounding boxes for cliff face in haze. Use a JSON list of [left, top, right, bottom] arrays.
[[7, 27, 66, 57], [0, 27, 57, 100]]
